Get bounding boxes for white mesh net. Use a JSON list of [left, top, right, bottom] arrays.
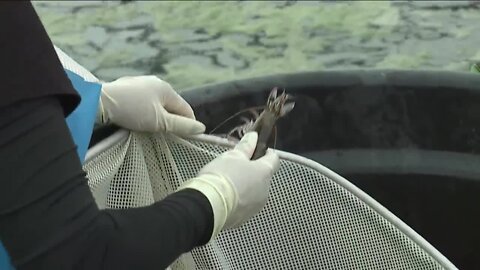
[[54, 44, 456, 270], [83, 131, 457, 270], [54, 45, 100, 83]]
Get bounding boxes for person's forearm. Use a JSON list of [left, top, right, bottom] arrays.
[[100, 189, 213, 270], [0, 97, 213, 270]]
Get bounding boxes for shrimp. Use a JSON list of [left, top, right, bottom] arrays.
[[248, 87, 295, 160], [209, 87, 295, 160]]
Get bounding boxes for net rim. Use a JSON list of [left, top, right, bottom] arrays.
[[85, 129, 458, 270], [60, 38, 457, 268]]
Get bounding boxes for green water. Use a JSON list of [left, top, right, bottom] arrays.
[[34, 1, 480, 90]]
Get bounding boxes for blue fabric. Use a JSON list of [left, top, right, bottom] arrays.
[[0, 69, 101, 269], [64, 69, 102, 163], [0, 242, 14, 270]]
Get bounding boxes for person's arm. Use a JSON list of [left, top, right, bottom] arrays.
[[0, 2, 279, 269], [0, 2, 214, 269], [0, 97, 214, 270], [0, 98, 272, 270]]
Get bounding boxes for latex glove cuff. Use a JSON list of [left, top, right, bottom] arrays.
[[178, 173, 237, 242]]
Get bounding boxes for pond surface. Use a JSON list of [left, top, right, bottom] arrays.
[[34, 1, 480, 90]]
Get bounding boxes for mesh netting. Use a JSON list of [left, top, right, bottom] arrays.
[[54, 45, 100, 83], [54, 43, 455, 270], [83, 131, 456, 270]]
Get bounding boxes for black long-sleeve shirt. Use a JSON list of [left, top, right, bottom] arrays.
[[0, 2, 214, 269]]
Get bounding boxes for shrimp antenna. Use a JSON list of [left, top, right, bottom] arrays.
[[209, 105, 265, 135], [273, 125, 277, 149]]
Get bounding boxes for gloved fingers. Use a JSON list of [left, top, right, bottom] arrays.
[[232, 132, 258, 159], [256, 148, 280, 175], [225, 196, 269, 229], [161, 85, 197, 120], [162, 112, 206, 136]]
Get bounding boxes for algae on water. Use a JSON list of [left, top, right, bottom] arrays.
[[376, 52, 431, 69], [33, 1, 480, 89]]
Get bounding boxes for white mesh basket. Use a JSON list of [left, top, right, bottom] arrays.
[[55, 44, 457, 270], [83, 130, 457, 270]]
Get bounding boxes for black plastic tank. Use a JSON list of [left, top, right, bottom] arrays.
[[90, 69, 480, 269], [182, 70, 480, 270]]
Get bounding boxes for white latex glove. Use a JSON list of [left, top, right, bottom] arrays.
[[178, 132, 280, 241], [98, 75, 206, 136]]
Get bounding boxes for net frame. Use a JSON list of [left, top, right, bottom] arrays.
[[54, 44, 458, 270], [84, 130, 458, 270]]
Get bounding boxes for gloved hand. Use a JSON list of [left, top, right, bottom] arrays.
[[97, 75, 206, 136], [178, 132, 280, 240]]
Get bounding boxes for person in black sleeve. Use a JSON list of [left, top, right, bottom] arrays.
[[0, 2, 280, 269]]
